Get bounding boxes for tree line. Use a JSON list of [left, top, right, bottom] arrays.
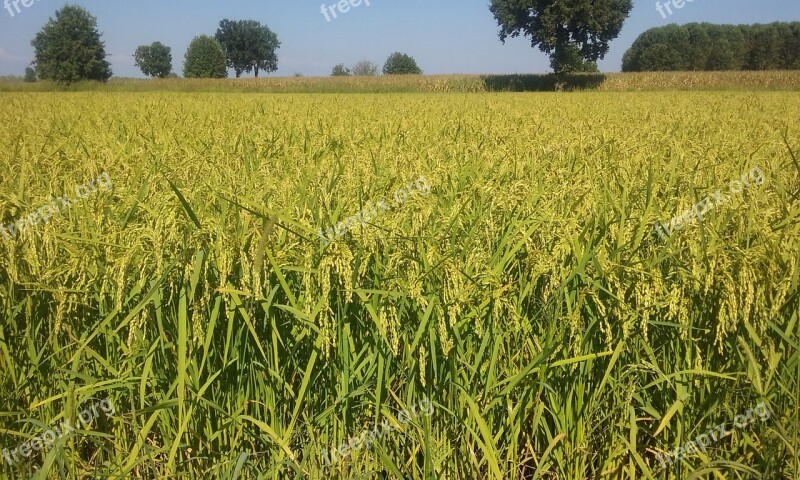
[[623, 22, 800, 72], [30, 3, 798, 84], [330, 53, 422, 77], [28, 5, 282, 82], [27, 5, 426, 83], [29, 1, 636, 83]]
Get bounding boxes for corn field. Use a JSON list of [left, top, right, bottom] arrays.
[[1, 90, 799, 479], [3, 71, 800, 94]]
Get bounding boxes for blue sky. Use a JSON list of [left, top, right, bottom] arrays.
[[0, 0, 798, 77]]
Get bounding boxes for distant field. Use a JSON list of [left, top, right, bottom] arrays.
[[2, 70, 800, 93], [0, 91, 799, 479]]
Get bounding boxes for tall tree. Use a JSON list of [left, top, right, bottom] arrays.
[[780, 23, 800, 69], [744, 24, 781, 70], [351, 60, 378, 76], [215, 19, 280, 78], [489, 0, 632, 77], [183, 35, 228, 78], [705, 25, 745, 71], [134, 42, 173, 78], [382, 52, 422, 75], [622, 25, 690, 72], [684, 23, 712, 71], [31, 5, 112, 84]]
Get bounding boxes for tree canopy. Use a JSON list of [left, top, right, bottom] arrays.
[[623, 22, 800, 72], [134, 42, 173, 78], [215, 19, 280, 78], [331, 64, 351, 76], [352, 60, 379, 76], [183, 35, 228, 78], [383, 52, 422, 75], [489, 0, 633, 76], [31, 5, 112, 84]]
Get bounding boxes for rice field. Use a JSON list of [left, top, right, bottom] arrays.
[[0, 90, 799, 479]]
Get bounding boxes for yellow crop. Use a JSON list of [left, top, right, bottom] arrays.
[[0, 90, 798, 478]]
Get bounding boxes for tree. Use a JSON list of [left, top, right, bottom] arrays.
[[24, 67, 37, 83], [183, 35, 228, 78], [622, 25, 690, 72], [331, 64, 351, 76], [352, 60, 378, 76], [780, 23, 800, 69], [620, 23, 800, 72], [134, 42, 173, 78], [684, 23, 711, 71], [31, 5, 112, 84], [489, 0, 633, 77], [744, 24, 781, 70], [549, 43, 599, 74], [704, 25, 744, 70], [215, 19, 280, 78], [382, 52, 422, 75]]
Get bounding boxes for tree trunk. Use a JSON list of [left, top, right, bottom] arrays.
[[254, 65, 259, 78], [553, 32, 567, 91]]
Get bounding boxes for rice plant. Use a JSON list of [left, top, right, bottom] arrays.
[[0, 90, 798, 479]]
